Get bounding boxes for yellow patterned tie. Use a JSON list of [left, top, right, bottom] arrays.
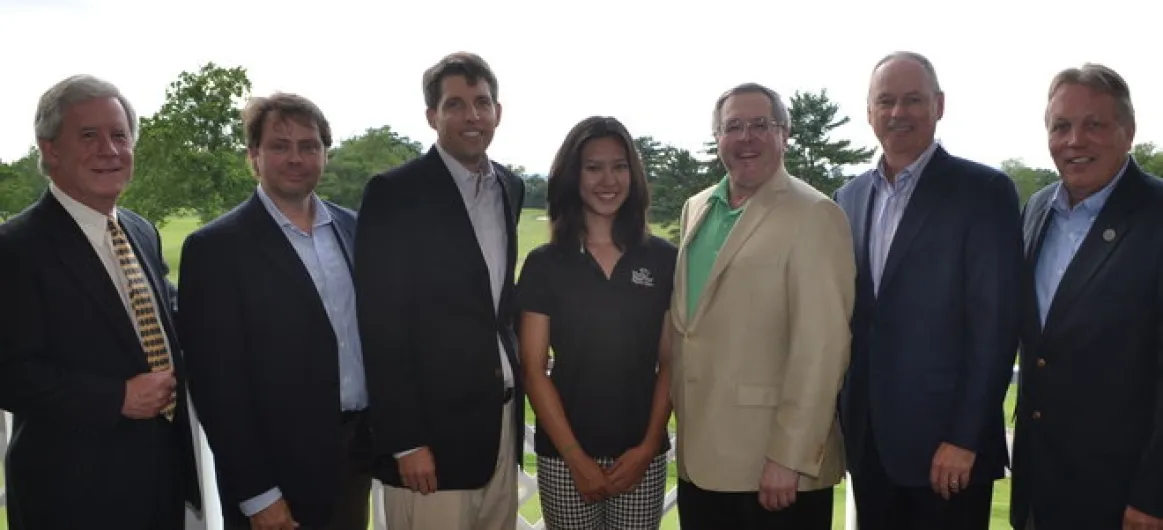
[[107, 217, 174, 420]]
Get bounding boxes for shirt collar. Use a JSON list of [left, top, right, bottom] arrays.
[[874, 140, 940, 188], [434, 142, 495, 188], [255, 184, 331, 230], [49, 183, 117, 240], [708, 176, 733, 207], [1049, 156, 1129, 215]]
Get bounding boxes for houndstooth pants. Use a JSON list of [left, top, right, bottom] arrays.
[[536, 453, 668, 530]]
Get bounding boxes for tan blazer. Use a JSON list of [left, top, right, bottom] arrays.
[[669, 168, 856, 493]]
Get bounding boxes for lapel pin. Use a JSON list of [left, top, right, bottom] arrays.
[[1102, 228, 1116, 242]]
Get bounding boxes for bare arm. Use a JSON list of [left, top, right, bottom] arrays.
[[639, 314, 674, 452], [519, 311, 583, 458]]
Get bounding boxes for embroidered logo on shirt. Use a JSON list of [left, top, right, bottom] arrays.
[[631, 267, 654, 287]]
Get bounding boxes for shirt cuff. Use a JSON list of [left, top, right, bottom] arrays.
[[394, 447, 422, 459], [239, 487, 283, 517]]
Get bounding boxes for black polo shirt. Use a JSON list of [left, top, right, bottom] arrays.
[[517, 235, 678, 459]]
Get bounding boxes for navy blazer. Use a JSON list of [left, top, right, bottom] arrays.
[[355, 147, 526, 490], [833, 146, 1023, 487], [178, 192, 361, 527], [1010, 159, 1163, 529], [0, 192, 202, 529]]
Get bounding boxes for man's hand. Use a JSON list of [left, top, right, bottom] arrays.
[[1124, 506, 1163, 530], [605, 444, 654, 495], [565, 451, 613, 504], [758, 459, 799, 511], [250, 498, 298, 530], [930, 442, 976, 500], [398, 447, 438, 494], [122, 371, 177, 419]]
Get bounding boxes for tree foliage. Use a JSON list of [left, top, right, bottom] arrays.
[[0, 148, 45, 219], [1000, 158, 1059, 206], [318, 126, 422, 209], [122, 63, 253, 225], [784, 89, 876, 196]]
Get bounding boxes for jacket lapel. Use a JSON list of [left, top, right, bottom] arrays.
[[673, 194, 713, 332], [241, 194, 330, 315], [877, 147, 955, 294], [39, 194, 146, 368], [325, 203, 357, 273], [426, 148, 496, 313], [687, 171, 787, 330], [1042, 162, 1146, 334], [850, 173, 876, 283]]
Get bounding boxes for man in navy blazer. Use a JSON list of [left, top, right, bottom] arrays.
[[179, 93, 373, 530], [1010, 63, 1163, 530], [833, 51, 1023, 530]]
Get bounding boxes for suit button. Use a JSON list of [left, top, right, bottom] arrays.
[[1032, 410, 1042, 420], [495, 368, 503, 378], [1036, 358, 1046, 368]]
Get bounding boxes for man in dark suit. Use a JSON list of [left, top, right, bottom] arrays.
[[355, 51, 525, 530], [833, 51, 1023, 530], [0, 74, 201, 529], [1010, 63, 1163, 530], [178, 93, 373, 530]]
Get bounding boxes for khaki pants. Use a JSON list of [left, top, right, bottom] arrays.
[[384, 402, 518, 530]]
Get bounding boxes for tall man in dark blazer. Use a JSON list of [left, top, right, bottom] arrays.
[[1010, 63, 1163, 530], [355, 51, 525, 530], [833, 51, 1023, 530], [178, 93, 373, 530], [0, 74, 202, 529]]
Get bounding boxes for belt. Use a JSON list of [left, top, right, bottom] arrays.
[[502, 387, 514, 404], [341, 409, 366, 425]]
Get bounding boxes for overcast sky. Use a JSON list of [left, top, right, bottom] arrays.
[[1, 0, 1158, 176]]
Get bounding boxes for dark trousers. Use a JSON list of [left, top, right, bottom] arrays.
[[224, 412, 374, 530], [850, 431, 992, 530], [677, 479, 833, 530]]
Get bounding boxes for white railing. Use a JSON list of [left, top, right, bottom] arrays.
[[0, 409, 861, 529]]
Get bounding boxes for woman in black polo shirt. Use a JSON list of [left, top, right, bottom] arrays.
[[517, 116, 677, 530]]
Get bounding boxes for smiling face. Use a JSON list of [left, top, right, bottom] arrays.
[[427, 74, 502, 171], [38, 96, 134, 214], [249, 112, 327, 202], [716, 91, 786, 195], [1046, 82, 1134, 205], [867, 57, 944, 165], [578, 135, 631, 219]]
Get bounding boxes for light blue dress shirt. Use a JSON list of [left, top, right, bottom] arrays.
[[241, 185, 369, 516], [1034, 158, 1128, 326], [869, 141, 940, 294]]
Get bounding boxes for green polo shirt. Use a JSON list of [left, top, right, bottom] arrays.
[[686, 176, 746, 319]]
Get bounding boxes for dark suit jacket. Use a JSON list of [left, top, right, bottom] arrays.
[[355, 147, 526, 490], [0, 192, 201, 529], [833, 146, 1023, 487], [178, 193, 362, 527], [1010, 159, 1163, 529]]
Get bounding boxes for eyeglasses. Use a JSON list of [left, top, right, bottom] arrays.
[[719, 117, 783, 138]]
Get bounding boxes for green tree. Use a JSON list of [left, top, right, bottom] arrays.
[[784, 89, 875, 196], [1000, 158, 1059, 206], [1132, 142, 1163, 177], [522, 174, 548, 209], [645, 146, 709, 240], [318, 126, 422, 209], [701, 139, 726, 182], [122, 63, 253, 225], [0, 148, 47, 219]]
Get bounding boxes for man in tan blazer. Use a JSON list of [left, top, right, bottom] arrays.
[[670, 82, 856, 530]]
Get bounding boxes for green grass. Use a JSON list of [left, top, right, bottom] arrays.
[[1, 209, 1018, 530]]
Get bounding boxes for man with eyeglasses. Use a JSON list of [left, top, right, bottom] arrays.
[[832, 51, 1023, 530], [668, 82, 856, 530]]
